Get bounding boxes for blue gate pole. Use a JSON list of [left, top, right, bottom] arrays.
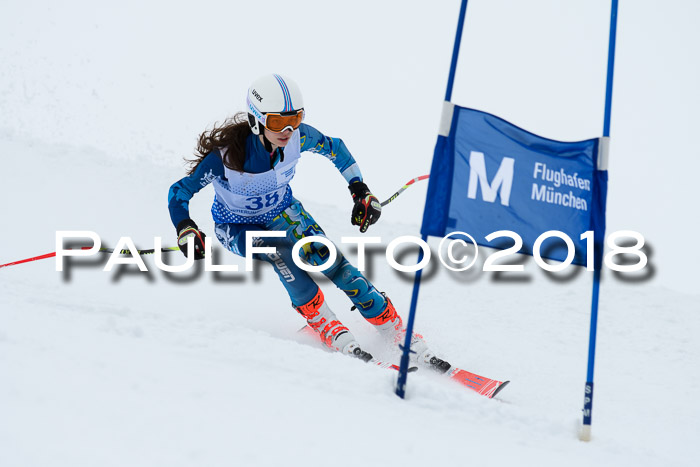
[[602, 0, 619, 139], [581, 0, 618, 441], [395, 0, 470, 398], [395, 234, 429, 398], [445, 0, 470, 102]]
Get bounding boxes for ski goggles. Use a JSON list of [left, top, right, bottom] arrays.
[[262, 109, 305, 133], [248, 97, 304, 133]]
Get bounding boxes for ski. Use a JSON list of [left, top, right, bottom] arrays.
[[445, 366, 509, 399], [298, 325, 507, 397], [297, 325, 415, 373], [418, 353, 509, 398], [369, 359, 413, 373]]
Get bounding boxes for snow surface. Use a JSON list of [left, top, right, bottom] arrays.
[[2, 1, 700, 466]]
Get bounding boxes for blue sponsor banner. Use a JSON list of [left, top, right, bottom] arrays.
[[421, 106, 608, 266]]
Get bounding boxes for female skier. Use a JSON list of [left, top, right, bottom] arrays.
[[167, 74, 446, 369]]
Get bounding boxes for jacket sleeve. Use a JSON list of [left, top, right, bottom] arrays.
[[167, 150, 224, 230], [298, 123, 363, 184]]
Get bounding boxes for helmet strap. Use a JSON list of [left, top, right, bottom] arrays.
[[248, 113, 261, 135], [249, 113, 285, 159], [262, 132, 274, 153]]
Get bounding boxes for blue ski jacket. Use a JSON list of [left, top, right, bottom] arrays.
[[167, 123, 362, 230]]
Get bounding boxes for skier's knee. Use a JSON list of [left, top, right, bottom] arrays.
[[301, 241, 341, 268]]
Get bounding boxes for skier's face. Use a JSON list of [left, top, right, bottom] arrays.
[[263, 127, 293, 149]]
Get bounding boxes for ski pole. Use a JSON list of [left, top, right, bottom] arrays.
[[380, 174, 430, 207], [99, 246, 180, 255], [0, 246, 180, 270], [0, 251, 67, 269]]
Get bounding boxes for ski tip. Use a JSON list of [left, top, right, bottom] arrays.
[[408, 366, 419, 373], [490, 380, 510, 399]]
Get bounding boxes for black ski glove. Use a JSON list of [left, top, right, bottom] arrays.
[[177, 218, 206, 260], [349, 181, 382, 233]]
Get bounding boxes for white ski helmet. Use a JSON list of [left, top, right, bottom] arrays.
[[246, 74, 304, 135]]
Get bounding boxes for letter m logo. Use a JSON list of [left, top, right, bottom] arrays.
[[467, 151, 515, 206]]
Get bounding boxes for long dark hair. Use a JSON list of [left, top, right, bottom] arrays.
[[186, 112, 252, 174]]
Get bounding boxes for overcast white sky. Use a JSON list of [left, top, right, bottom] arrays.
[[1, 0, 698, 292]]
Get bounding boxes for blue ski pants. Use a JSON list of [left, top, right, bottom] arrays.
[[214, 199, 386, 318]]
